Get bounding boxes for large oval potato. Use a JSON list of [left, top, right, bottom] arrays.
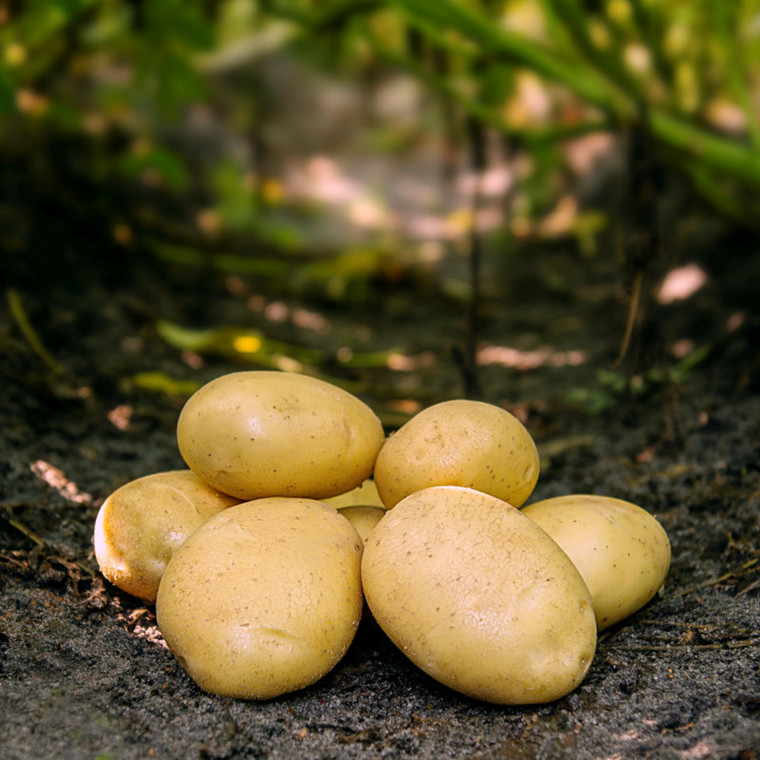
[[176, 371, 385, 500], [361, 486, 596, 705], [521, 494, 671, 630], [373, 399, 539, 508], [156, 498, 364, 700], [93, 470, 239, 603]]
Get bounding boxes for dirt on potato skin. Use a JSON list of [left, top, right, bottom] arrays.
[[2, 240, 760, 760]]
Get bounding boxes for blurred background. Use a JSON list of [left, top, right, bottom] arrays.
[[2, 0, 759, 426]]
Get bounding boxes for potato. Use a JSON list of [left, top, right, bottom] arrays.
[[93, 470, 239, 603], [373, 399, 539, 509], [322, 479, 384, 509], [156, 497, 364, 700], [521, 494, 671, 630], [361, 486, 596, 705], [176, 371, 385, 500], [337, 505, 386, 545], [325, 480, 386, 545]]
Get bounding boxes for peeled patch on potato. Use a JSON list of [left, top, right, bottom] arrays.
[[156, 498, 364, 700], [522, 494, 671, 630], [361, 486, 597, 705], [373, 399, 539, 509], [93, 470, 239, 603], [177, 371, 385, 500]]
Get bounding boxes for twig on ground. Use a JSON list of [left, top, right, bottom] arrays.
[[1, 512, 48, 550], [678, 558, 759, 596], [609, 639, 760, 651], [6, 288, 64, 375]]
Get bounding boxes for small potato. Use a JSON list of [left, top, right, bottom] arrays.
[[337, 505, 386, 545], [522, 494, 671, 630], [93, 470, 239, 603], [326, 481, 386, 545], [156, 498, 364, 700], [177, 371, 385, 500], [373, 399, 539, 509], [323, 479, 384, 510], [361, 486, 596, 705]]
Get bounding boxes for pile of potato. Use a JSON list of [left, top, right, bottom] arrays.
[[94, 370, 671, 705]]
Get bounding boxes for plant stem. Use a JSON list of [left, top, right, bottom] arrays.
[[6, 288, 64, 375], [546, 0, 643, 99], [613, 270, 643, 369], [629, 0, 674, 90], [647, 109, 760, 187], [714, 2, 760, 150], [462, 115, 485, 400]]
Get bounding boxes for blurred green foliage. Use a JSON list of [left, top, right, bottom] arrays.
[[3, 0, 754, 399], [3, 0, 760, 293], [3, 0, 760, 234]]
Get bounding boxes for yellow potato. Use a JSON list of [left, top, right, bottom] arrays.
[[176, 371, 385, 500], [373, 399, 539, 508], [521, 494, 671, 630], [322, 479, 384, 509], [361, 486, 596, 705], [337, 505, 386, 545], [156, 498, 364, 700], [93, 470, 239, 603]]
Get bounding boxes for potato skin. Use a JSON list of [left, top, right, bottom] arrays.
[[521, 494, 671, 630], [361, 486, 596, 705], [373, 399, 539, 509], [323, 479, 384, 509], [176, 371, 385, 500], [337, 505, 386, 545], [93, 470, 239, 603], [156, 498, 364, 700]]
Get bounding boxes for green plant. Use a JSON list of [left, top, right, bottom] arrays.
[[567, 344, 711, 415], [264, 0, 760, 221]]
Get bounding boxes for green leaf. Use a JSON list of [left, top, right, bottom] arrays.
[[117, 145, 189, 191], [387, 0, 630, 114], [154, 318, 398, 369], [127, 372, 201, 397], [648, 110, 760, 188], [671, 345, 710, 384], [80, 4, 133, 47], [152, 242, 294, 276], [145, 0, 215, 51], [565, 387, 615, 416], [155, 319, 327, 366]]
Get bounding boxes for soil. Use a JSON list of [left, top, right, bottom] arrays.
[[2, 61, 760, 760]]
